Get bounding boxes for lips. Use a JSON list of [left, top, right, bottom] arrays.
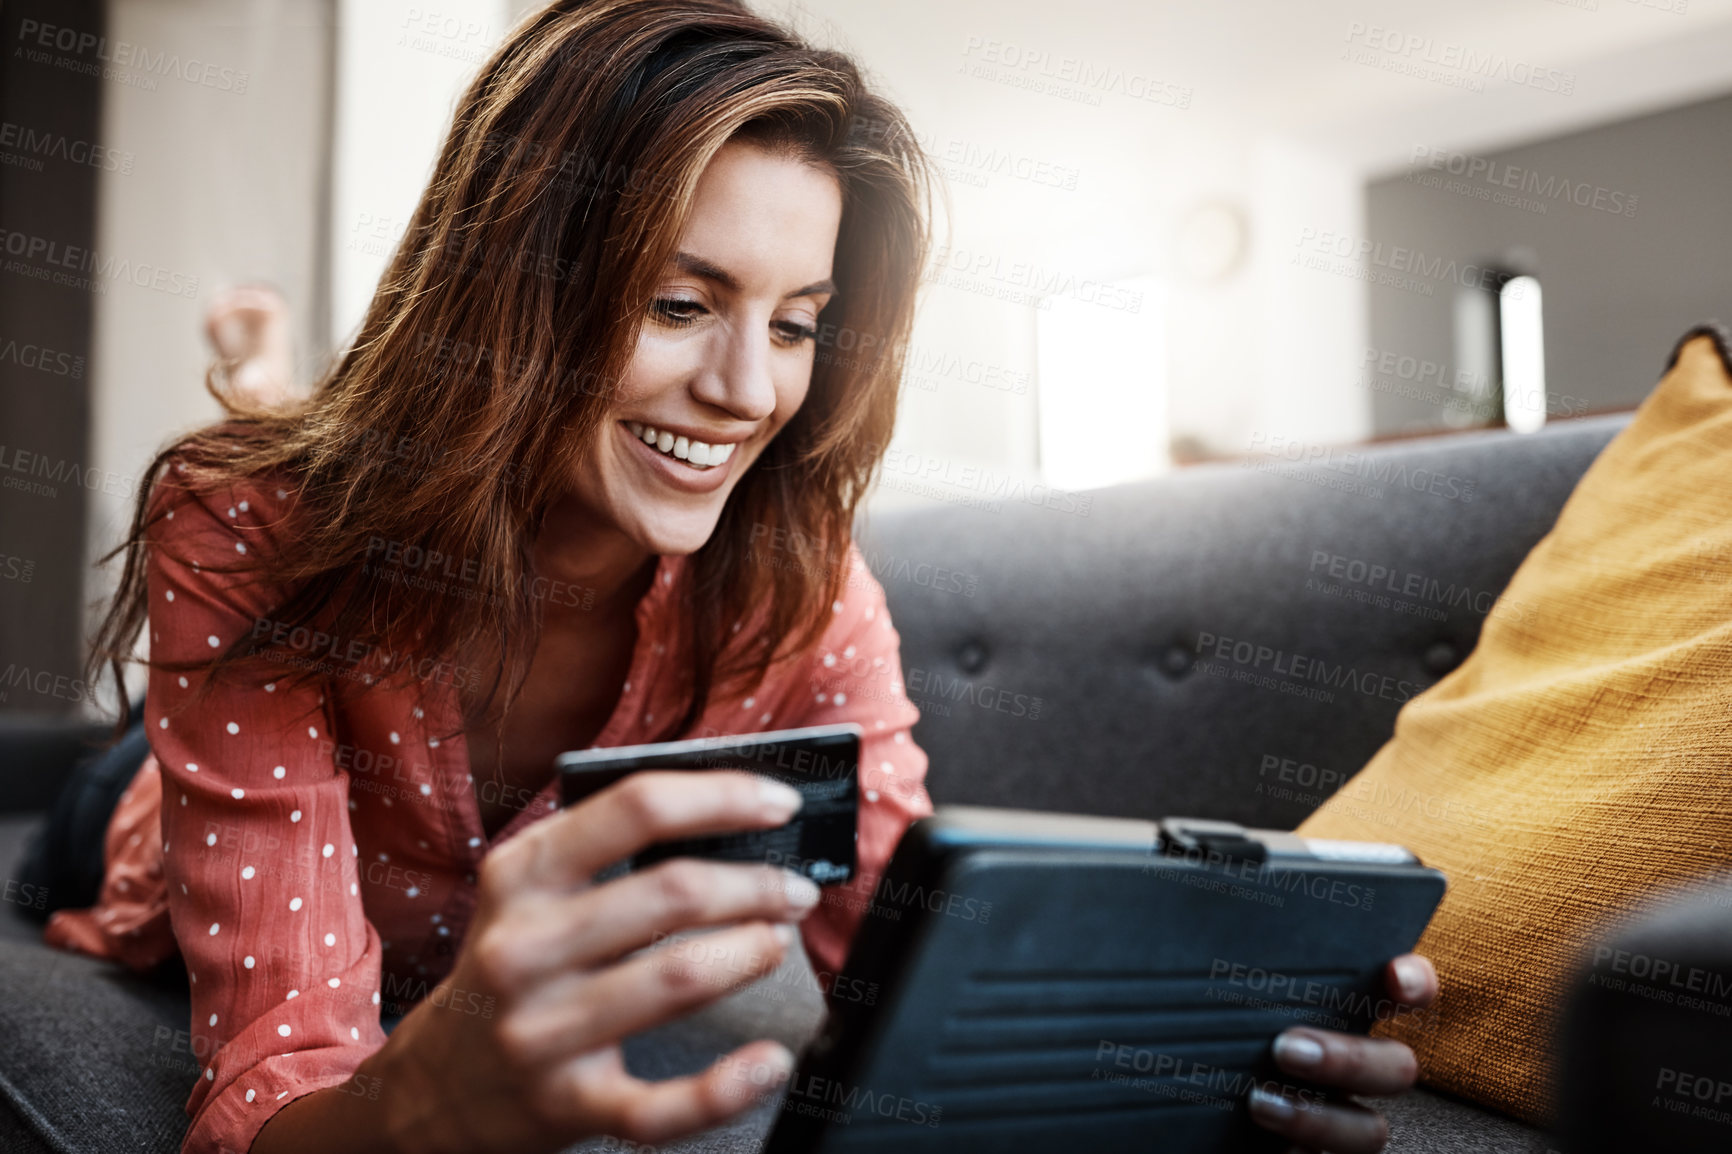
[[618, 420, 742, 494]]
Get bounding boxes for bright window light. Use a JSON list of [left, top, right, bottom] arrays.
[[1499, 276, 1546, 434], [1034, 276, 1167, 491]]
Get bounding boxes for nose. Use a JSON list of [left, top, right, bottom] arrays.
[[689, 310, 778, 422]]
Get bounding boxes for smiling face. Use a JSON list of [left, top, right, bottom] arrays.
[[565, 139, 843, 558]]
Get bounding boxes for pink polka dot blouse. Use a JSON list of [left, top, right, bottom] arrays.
[[43, 465, 933, 1154]]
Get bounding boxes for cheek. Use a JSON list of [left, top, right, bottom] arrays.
[[617, 332, 699, 406], [769, 356, 815, 428]]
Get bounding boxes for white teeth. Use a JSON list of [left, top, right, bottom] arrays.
[[629, 423, 738, 470]]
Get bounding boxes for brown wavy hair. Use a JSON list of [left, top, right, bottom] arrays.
[[89, 0, 933, 742]]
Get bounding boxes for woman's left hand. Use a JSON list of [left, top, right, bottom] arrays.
[[1246, 952, 1439, 1153]]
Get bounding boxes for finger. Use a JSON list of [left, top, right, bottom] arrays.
[[486, 860, 819, 982], [488, 770, 803, 892], [1271, 1028, 1418, 1096], [582, 1038, 794, 1145], [1248, 1085, 1389, 1154], [1386, 953, 1438, 1007], [503, 922, 792, 1065]]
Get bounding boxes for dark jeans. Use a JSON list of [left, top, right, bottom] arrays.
[[16, 700, 151, 923]]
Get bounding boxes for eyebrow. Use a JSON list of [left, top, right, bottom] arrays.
[[671, 250, 836, 300]]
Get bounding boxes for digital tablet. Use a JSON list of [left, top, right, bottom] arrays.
[[556, 723, 861, 884], [759, 807, 1447, 1154]]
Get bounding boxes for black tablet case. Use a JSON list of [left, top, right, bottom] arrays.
[[762, 807, 1447, 1154]]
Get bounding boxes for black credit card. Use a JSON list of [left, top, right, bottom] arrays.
[[555, 723, 860, 884]]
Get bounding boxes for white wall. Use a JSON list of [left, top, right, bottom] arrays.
[[328, 0, 509, 344], [87, 0, 334, 711]]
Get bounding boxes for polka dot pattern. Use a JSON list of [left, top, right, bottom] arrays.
[[56, 523, 928, 1152]]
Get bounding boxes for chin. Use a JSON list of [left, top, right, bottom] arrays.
[[625, 506, 728, 557]]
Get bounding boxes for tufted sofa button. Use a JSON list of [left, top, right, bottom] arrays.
[[956, 641, 988, 674], [1159, 644, 1193, 679], [1424, 641, 1460, 675]]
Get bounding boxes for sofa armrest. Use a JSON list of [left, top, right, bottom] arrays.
[[0, 715, 120, 815], [1556, 883, 1732, 1152]]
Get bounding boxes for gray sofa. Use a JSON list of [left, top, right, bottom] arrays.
[[3, 406, 1722, 1152]]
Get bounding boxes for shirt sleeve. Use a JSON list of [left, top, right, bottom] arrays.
[[781, 545, 934, 979], [146, 466, 387, 1154]]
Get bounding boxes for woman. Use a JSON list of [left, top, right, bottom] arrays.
[[46, 2, 1437, 1152]]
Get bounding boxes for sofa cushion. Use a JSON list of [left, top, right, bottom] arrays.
[[1298, 326, 1732, 1125], [1380, 1088, 1560, 1154], [860, 413, 1627, 831], [0, 809, 827, 1154]]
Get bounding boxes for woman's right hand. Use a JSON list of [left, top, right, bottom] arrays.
[[359, 770, 820, 1154]]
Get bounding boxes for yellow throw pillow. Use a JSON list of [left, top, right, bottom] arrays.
[[1298, 326, 1732, 1125]]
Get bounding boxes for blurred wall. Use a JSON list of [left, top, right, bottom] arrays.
[[0, 0, 104, 716], [83, 0, 334, 710], [329, 0, 507, 344], [1366, 92, 1732, 436]]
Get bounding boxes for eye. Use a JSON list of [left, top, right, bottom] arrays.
[[773, 318, 819, 346], [649, 298, 707, 328]]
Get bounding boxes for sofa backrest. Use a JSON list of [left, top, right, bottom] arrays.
[[859, 413, 1632, 830]]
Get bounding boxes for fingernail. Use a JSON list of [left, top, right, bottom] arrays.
[[1273, 1032, 1325, 1071], [1393, 956, 1427, 1001], [772, 922, 796, 947], [1248, 1086, 1294, 1123], [758, 779, 804, 817], [764, 1043, 795, 1079], [784, 872, 821, 911]]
